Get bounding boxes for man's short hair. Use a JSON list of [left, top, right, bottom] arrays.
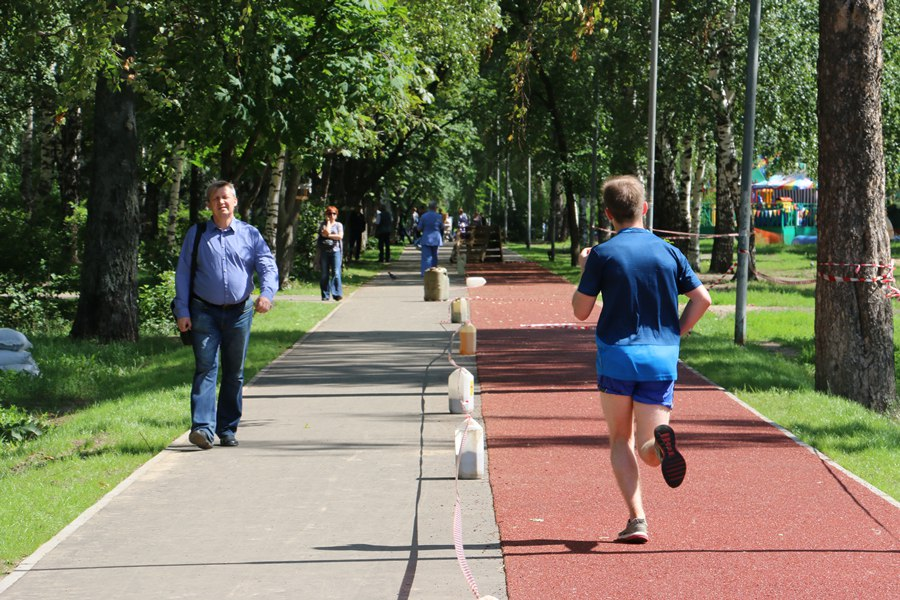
[[602, 175, 644, 223], [206, 180, 236, 203]]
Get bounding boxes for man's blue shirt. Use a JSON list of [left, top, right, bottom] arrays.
[[174, 219, 278, 318], [576, 228, 701, 380]]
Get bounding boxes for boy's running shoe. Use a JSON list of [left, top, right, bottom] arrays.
[[654, 424, 686, 488], [616, 518, 649, 544]]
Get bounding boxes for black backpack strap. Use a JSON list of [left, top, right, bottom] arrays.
[[188, 222, 204, 300]]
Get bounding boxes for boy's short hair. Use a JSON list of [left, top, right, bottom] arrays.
[[602, 175, 644, 223]]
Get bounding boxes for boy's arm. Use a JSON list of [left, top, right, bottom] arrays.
[[573, 247, 598, 321], [679, 284, 712, 336], [572, 291, 597, 321]]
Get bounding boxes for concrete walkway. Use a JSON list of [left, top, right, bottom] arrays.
[[0, 247, 506, 599]]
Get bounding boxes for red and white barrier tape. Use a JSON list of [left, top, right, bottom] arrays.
[[520, 322, 593, 330], [445, 326, 497, 599], [705, 262, 737, 289], [453, 417, 482, 600], [594, 226, 740, 239], [468, 296, 571, 303], [817, 260, 900, 299]]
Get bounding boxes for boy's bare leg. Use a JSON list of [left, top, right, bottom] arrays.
[[633, 401, 672, 467], [599, 392, 643, 519]]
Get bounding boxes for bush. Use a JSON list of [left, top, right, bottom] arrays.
[[0, 404, 51, 446], [138, 269, 176, 336], [0, 274, 68, 332]]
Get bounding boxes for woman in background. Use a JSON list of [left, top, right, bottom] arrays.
[[318, 206, 344, 301]]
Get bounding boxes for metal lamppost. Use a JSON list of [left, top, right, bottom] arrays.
[[646, 0, 660, 231], [735, 0, 762, 345]]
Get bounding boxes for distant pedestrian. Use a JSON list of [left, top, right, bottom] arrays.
[[572, 175, 711, 544], [346, 205, 366, 262], [417, 200, 443, 275], [375, 202, 393, 262], [174, 180, 278, 449], [443, 211, 453, 242], [318, 205, 344, 301], [410, 207, 419, 239], [457, 207, 470, 239]]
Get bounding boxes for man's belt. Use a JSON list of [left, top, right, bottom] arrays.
[[193, 294, 249, 310]]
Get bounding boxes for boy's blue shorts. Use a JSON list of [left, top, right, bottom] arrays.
[[598, 375, 675, 409]]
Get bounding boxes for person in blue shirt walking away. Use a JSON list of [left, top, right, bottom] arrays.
[[416, 200, 444, 275], [174, 180, 279, 449], [572, 175, 711, 543]]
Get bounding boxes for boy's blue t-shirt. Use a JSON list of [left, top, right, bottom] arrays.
[[576, 228, 702, 381]]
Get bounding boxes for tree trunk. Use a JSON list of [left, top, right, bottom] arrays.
[[710, 111, 739, 273], [688, 133, 707, 271], [676, 134, 693, 259], [36, 98, 59, 220], [547, 170, 560, 259], [654, 127, 687, 252], [265, 149, 286, 253], [142, 181, 161, 242], [165, 141, 186, 255], [816, 0, 895, 413], [20, 105, 34, 217], [71, 9, 141, 343], [189, 164, 203, 224], [58, 106, 83, 265], [276, 164, 303, 288]]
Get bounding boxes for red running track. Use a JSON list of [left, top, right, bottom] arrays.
[[468, 261, 899, 600]]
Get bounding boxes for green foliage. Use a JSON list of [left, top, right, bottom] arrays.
[[291, 200, 328, 281], [0, 274, 72, 333], [138, 269, 176, 336], [0, 404, 51, 446]]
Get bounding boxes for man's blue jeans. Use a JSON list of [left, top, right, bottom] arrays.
[[319, 249, 343, 299], [420, 245, 439, 275], [189, 297, 254, 440]]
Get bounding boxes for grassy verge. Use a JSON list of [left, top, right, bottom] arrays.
[[0, 298, 334, 575], [509, 242, 900, 501]]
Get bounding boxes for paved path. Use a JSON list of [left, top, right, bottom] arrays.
[[3, 249, 899, 599], [0, 247, 506, 600]]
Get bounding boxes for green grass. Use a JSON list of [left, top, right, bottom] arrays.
[[509, 241, 900, 501], [0, 299, 333, 574]]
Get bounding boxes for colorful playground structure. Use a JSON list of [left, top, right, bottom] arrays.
[[700, 174, 818, 245]]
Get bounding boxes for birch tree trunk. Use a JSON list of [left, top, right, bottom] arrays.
[[265, 149, 286, 254], [165, 141, 186, 254], [816, 0, 895, 413], [688, 134, 707, 272], [706, 2, 740, 273], [710, 110, 739, 273], [677, 134, 696, 266]]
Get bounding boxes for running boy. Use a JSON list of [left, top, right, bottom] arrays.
[[572, 175, 711, 544]]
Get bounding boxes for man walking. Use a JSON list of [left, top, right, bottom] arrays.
[[375, 201, 393, 263], [174, 180, 278, 449]]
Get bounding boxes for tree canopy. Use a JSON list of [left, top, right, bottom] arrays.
[[0, 0, 897, 360]]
